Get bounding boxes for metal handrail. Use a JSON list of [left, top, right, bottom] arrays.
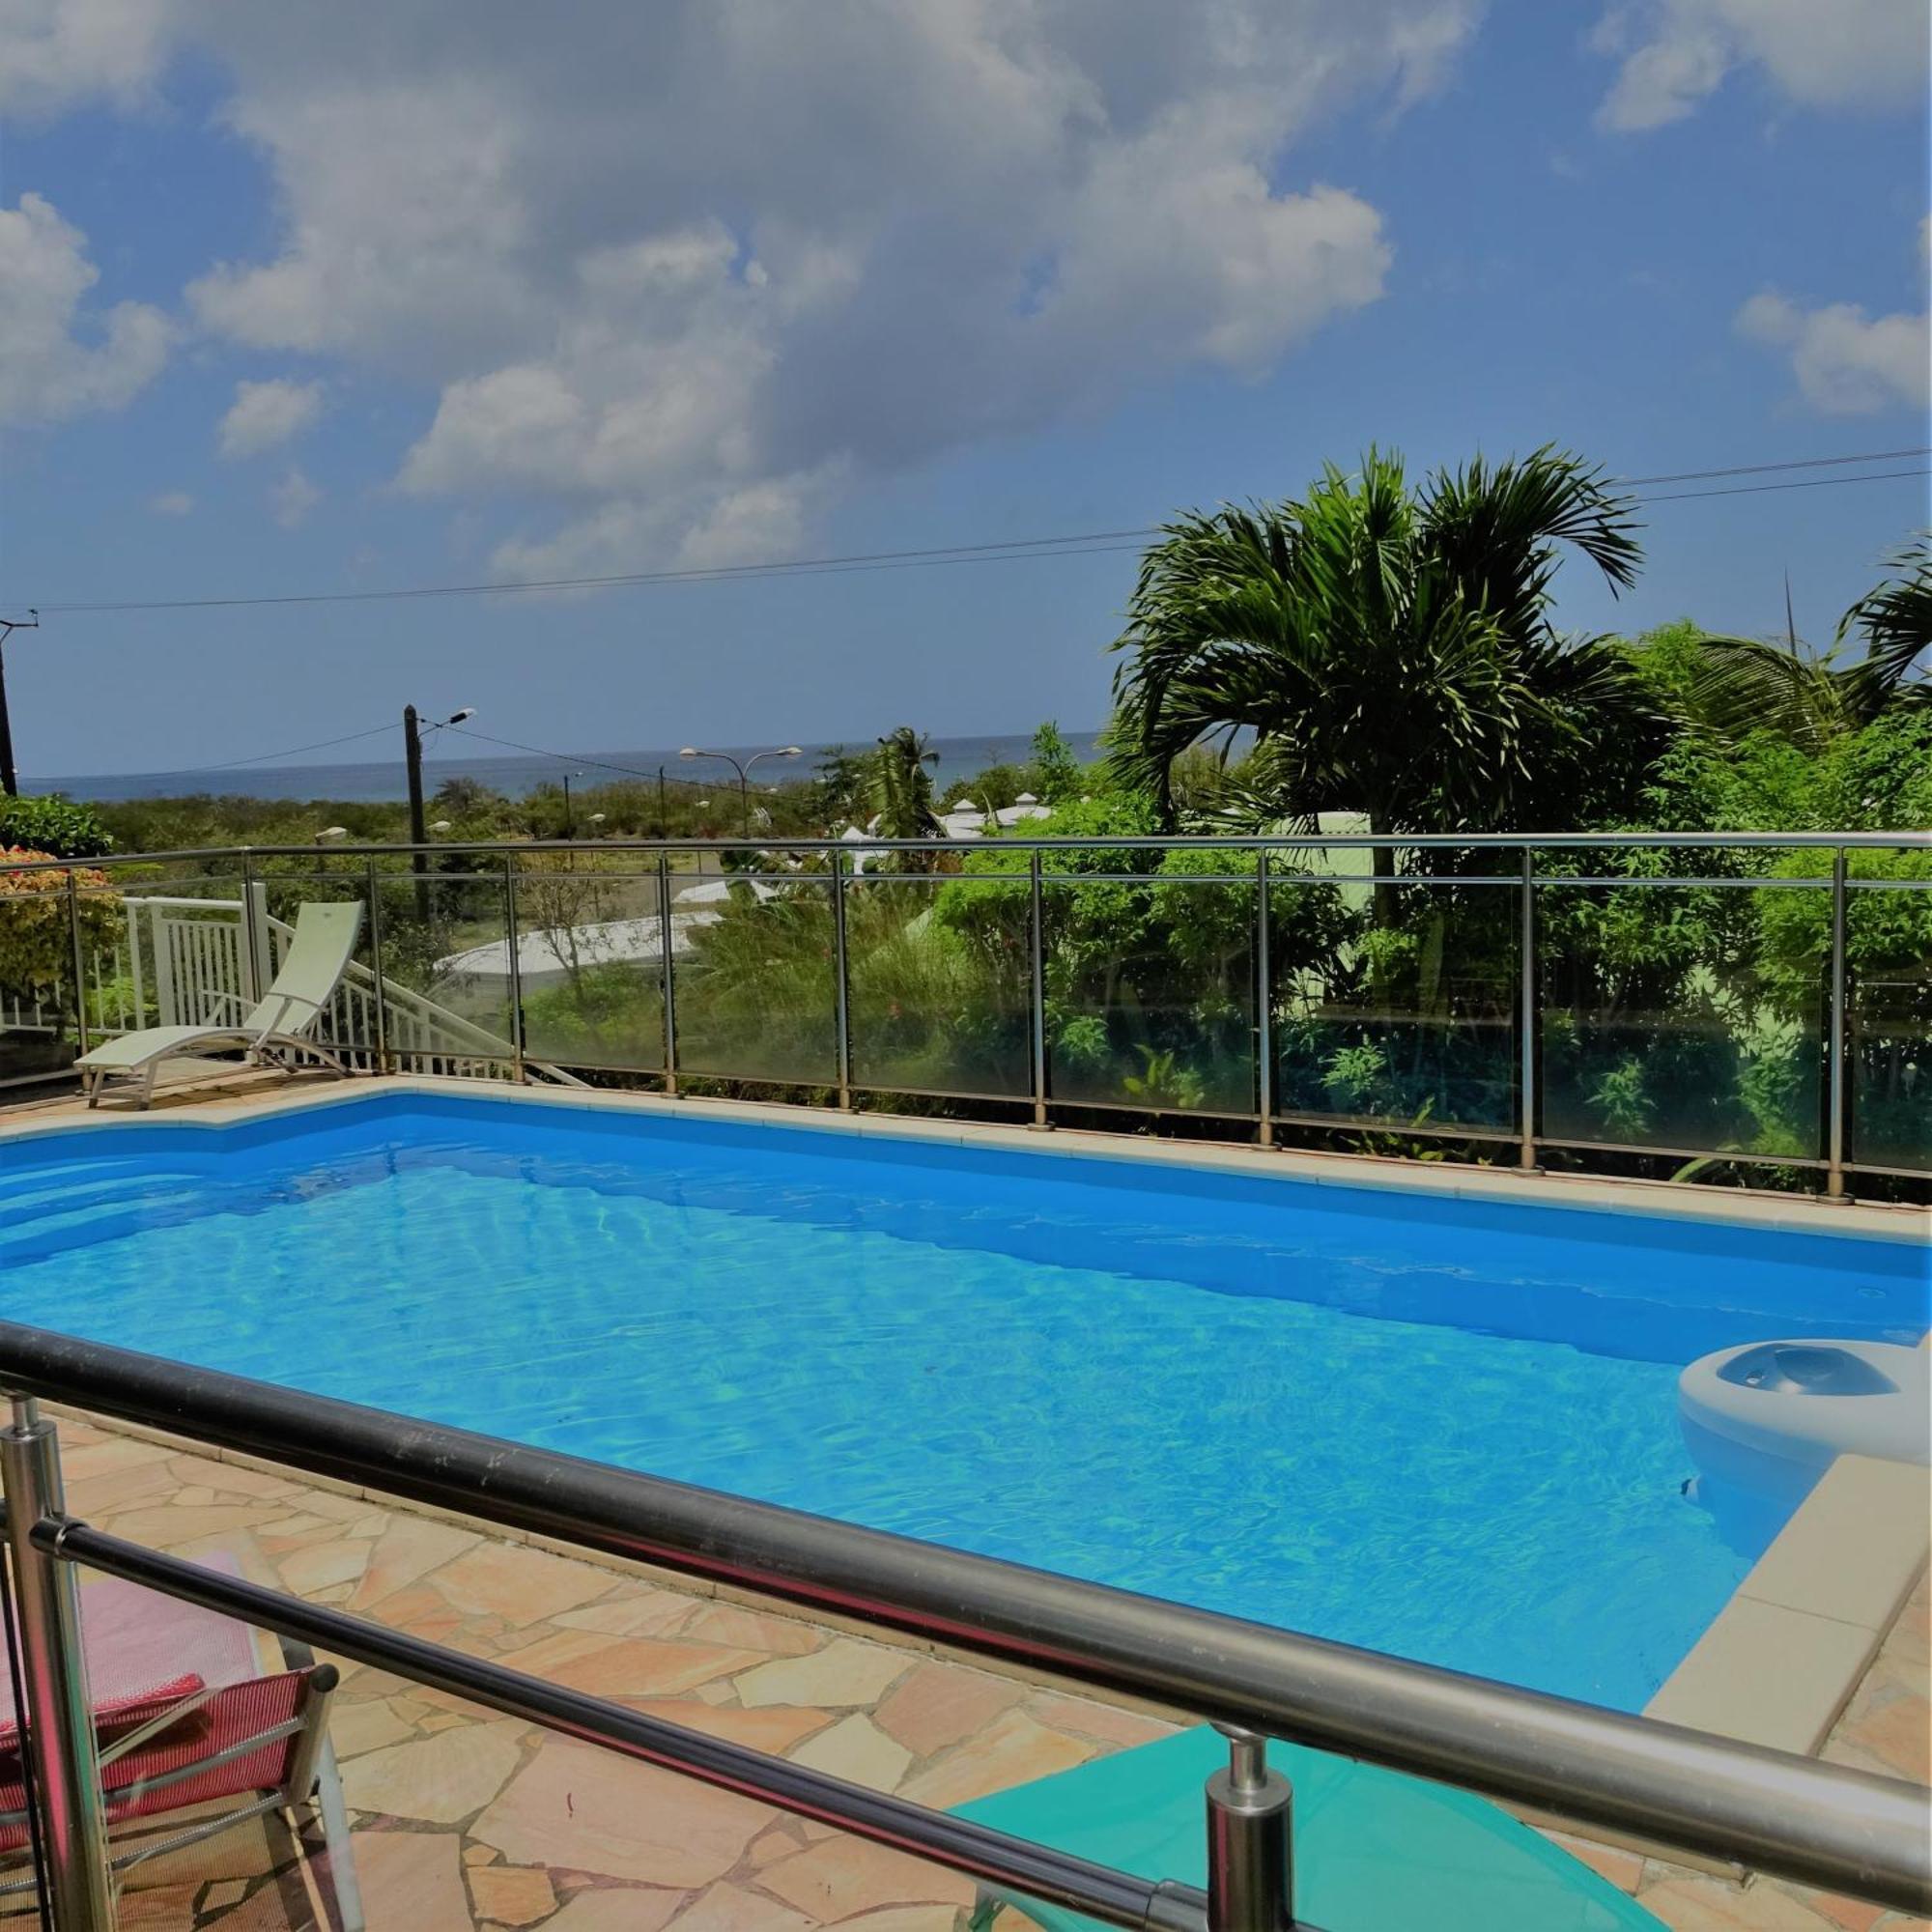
[[5, 830, 1930, 871], [27, 1519, 1208, 1932], [0, 1322, 1925, 1917]]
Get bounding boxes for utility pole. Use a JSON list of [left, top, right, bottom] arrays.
[[404, 703, 474, 921], [0, 612, 42, 799], [404, 704, 429, 921]]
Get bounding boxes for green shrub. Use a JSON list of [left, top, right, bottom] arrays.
[[0, 796, 113, 859]]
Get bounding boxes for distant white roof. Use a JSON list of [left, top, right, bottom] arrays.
[[435, 912, 714, 987], [674, 877, 778, 905]]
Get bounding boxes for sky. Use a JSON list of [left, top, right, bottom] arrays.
[[1, 0, 1928, 782]]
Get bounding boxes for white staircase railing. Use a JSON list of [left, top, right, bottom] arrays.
[[82, 891, 575, 1085]]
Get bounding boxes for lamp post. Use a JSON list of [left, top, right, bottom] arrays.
[[679, 745, 802, 837], [560, 771, 584, 840], [0, 611, 41, 798], [404, 703, 474, 919]]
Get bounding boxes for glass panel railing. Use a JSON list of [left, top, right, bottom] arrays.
[[1269, 871, 1518, 1136], [670, 858, 837, 1087], [847, 873, 1032, 1100], [1847, 859, 1932, 1174], [511, 859, 667, 1073], [374, 866, 517, 1075], [1042, 866, 1257, 1118], [1537, 876, 1826, 1162]]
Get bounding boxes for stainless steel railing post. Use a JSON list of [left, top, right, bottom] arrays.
[[1255, 853, 1274, 1149], [831, 850, 853, 1110], [1028, 849, 1049, 1130], [63, 871, 90, 1062], [0, 1400, 114, 1932], [502, 860, 527, 1085], [659, 853, 679, 1096], [1518, 845, 1538, 1172], [1205, 1725, 1293, 1932], [364, 857, 389, 1076], [1826, 845, 1849, 1200]]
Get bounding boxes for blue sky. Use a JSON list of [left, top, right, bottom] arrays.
[[2, 0, 1927, 781]]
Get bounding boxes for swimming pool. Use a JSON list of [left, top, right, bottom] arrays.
[[2, 1092, 1923, 1713]]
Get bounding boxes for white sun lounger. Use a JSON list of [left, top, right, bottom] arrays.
[[75, 899, 363, 1108]]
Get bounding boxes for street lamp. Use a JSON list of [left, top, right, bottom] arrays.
[[560, 770, 585, 839], [679, 745, 803, 836], [314, 826, 349, 844], [403, 703, 474, 917], [429, 820, 453, 836]]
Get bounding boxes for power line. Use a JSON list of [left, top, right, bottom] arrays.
[[440, 724, 718, 787], [16, 446, 1929, 618], [30, 720, 401, 782], [1638, 468, 1929, 503]]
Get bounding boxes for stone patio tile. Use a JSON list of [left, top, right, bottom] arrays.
[[349, 1828, 473, 1932], [1826, 1691, 1930, 1782], [758, 1835, 975, 1918], [114, 1883, 201, 1928], [469, 1862, 559, 1925], [93, 1503, 286, 1548], [1637, 1874, 1845, 1929], [1542, 1831, 1646, 1895], [898, 1712, 1095, 1809], [356, 1577, 470, 1644], [328, 1696, 418, 1759], [497, 1633, 765, 1698], [735, 1640, 915, 1711], [277, 1538, 373, 1595], [341, 1719, 526, 1825], [788, 1715, 913, 1792], [118, 1803, 280, 1886], [59, 1435, 173, 1481], [428, 1543, 617, 1626], [350, 1516, 483, 1613], [544, 1887, 690, 1932], [874, 1663, 1025, 1758], [628, 1698, 834, 1756], [473, 1737, 777, 1887], [1021, 1692, 1174, 1750], [837, 1909, 965, 1932], [679, 1603, 822, 1657], [188, 1459, 307, 1499], [669, 1883, 815, 1932], [62, 1457, 180, 1512], [555, 1592, 701, 1637]]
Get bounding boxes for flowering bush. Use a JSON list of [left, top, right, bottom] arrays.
[[0, 848, 122, 1028]]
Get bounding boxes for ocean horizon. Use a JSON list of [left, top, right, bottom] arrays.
[[27, 730, 1106, 806]]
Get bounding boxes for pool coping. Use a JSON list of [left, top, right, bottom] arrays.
[[4, 1068, 1926, 1244]]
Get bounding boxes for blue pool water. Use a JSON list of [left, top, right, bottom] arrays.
[[1, 1094, 1923, 1712]]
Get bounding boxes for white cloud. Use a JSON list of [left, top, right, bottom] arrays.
[[1737, 289, 1931, 414], [157, 1, 1478, 574], [270, 466, 321, 527], [1594, 0, 1929, 129], [147, 488, 193, 515], [0, 192, 171, 427], [216, 377, 324, 458], [0, 0, 177, 116]]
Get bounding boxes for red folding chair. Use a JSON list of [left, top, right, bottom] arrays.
[[1, 1554, 362, 1927]]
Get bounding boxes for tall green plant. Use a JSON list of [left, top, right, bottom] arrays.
[[1107, 447, 1655, 838]]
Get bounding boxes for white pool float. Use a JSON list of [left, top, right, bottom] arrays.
[[1679, 1338, 1930, 1506]]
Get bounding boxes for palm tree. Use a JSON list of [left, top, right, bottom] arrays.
[[1681, 536, 1931, 753], [1106, 448, 1654, 841], [869, 726, 940, 841]]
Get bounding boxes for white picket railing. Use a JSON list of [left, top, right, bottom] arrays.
[[76, 891, 550, 1084]]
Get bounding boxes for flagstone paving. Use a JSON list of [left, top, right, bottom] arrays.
[[6, 1415, 1924, 1932]]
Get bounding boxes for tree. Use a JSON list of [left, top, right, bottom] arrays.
[[1106, 448, 1656, 841], [1679, 536, 1931, 753], [869, 727, 940, 840], [1027, 721, 1083, 803]]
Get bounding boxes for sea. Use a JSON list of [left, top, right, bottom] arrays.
[[28, 731, 1106, 806]]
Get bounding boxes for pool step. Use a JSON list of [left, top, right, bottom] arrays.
[[0, 1174, 220, 1265]]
